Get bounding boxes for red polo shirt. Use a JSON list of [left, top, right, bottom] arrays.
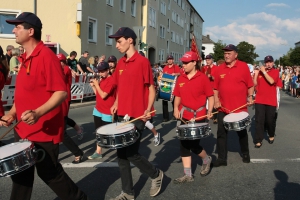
[[173, 71, 214, 119], [112, 51, 154, 118], [15, 41, 66, 144], [163, 64, 180, 74], [214, 60, 253, 114], [201, 65, 208, 74], [95, 76, 116, 115], [255, 68, 279, 107], [205, 64, 218, 88]]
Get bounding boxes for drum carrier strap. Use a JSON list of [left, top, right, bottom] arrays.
[[177, 105, 205, 126]]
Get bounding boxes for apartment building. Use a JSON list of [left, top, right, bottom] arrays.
[[0, 0, 203, 64]]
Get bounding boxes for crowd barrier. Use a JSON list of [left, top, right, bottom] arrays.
[[1, 73, 99, 107]]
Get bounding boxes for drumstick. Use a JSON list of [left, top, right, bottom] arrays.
[[189, 111, 219, 122], [230, 100, 255, 113], [116, 110, 156, 129], [0, 120, 22, 140], [179, 118, 187, 124]]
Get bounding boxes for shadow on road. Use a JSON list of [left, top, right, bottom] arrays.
[[273, 170, 300, 200]]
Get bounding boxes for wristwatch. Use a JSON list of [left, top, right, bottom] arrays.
[[262, 71, 267, 75]]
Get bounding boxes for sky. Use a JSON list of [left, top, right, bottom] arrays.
[[190, 0, 300, 60]]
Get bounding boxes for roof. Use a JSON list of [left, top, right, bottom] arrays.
[[187, 0, 204, 22], [295, 41, 300, 45], [202, 35, 215, 44]]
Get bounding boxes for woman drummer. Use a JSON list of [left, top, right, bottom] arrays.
[[173, 51, 214, 184], [88, 61, 116, 159]]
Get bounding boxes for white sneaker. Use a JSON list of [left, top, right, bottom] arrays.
[[153, 132, 160, 146]]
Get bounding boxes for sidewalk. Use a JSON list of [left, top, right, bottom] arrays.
[[69, 100, 96, 109]]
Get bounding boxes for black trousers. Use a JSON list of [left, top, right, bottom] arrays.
[[63, 116, 83, 157], [116, 118, 158, 195], [255, 103, 276, 143], [162, 99, 174, 120], [216, 112, 249, 161], [10, 133, 87, 200]]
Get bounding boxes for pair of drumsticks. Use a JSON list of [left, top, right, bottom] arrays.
[[180, 101, 254, 124]]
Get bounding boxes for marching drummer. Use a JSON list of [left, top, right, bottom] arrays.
[[108, 27, 163, 199], [162, 55, 181, 122], [173, 51, 214, 183], [88, 61, 116, 160], [213, 44, 254, 167]]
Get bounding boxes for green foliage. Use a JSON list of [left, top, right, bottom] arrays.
[[236, 41, 259, 64], [290, 47, 300, 65], [212, 40, 226, 62]]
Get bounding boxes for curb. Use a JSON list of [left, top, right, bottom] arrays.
[[69, 101, 96, 109]]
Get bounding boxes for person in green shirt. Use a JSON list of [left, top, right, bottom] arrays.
[[9, 48, 20, 73]]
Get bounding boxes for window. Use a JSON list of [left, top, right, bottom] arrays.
[[160, 2, 166, 15], [88, 17, 97, 43], [159, 25, 165, 38], [167, 18, 170, 31], [187, 6, 190, 16], [182, 1, 185, 10], [159, 49, 165, 62], [171, 31, 175, 42], [131, 0, 136, 16], [120, 0, 126, 12], [106, 0, 113, 6], [149, 7, 156, 28], [167, 40, 169, 53], [176, 34, 179, 44], [172, 11, 176, 22], [105, 23, 113, 45], [0, 10, 21, 38], [180, 37, 183, 45], [178, 0, 181, 6], [168, 0, 171, 10]]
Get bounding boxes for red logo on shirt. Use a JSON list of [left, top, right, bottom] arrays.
[[220, 74, 226, 78], [119, 70, 123, 75], [179, 83, 185, 87]]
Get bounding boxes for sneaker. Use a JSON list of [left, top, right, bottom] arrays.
[[242, 154, 250, 163], [213, 159, 227, 167], [173, 175, 194, 184], [153, 133, 160, 146], [109, 191, 134, 200], [77, 126, 84, 140], [200, 156, 212, 177], [149, 169, 164, 197], [88, 152, 102, 160]]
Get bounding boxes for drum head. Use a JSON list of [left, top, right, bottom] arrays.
[[96, 123, 135, 135], [0, 141, 32, 159], [224, 111, 249, 122], [179, 123, 208, 128]]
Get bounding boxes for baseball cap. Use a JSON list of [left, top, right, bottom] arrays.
[[6, 12, 42, 29], [264, 55, 274, 62], [97, 62, 109, 71], [222, 44, 238, 52], [205, 55, 213, 59], [56, 53, 66, 62], [167, 55, 174, 60], [180, 51, 198, 62], [108, 27, 137, 39], [108, 55, 117, 62]]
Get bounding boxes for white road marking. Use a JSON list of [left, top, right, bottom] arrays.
[[62, 161, 158, 168], [250, 159, 275, 163]]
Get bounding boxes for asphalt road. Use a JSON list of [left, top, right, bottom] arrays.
[[0, 91, 300, 200]]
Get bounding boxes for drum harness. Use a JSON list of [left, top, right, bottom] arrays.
[[177, 105, 205, 126]]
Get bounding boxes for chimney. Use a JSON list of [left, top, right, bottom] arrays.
[[207, 34, 210, 40]]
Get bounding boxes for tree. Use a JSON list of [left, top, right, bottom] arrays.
[[212, 40, 226, 62], [236, 41, 259, 64], [290, 47, 300, 65]]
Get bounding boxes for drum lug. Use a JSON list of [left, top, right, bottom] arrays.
[[122, 135, 127, 145], [11, 158, 19, 172], [0, 162, 3, 176]]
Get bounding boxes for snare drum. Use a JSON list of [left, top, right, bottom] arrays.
[[0, 141, 42, 177], [223, 111, 251, 131], [96, 123, 139, 149], [176, 123, 212, 140], [158, 73, 177, 101]]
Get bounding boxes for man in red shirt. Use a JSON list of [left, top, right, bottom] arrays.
[[109, 27, 163, 200], [204, 54, 218, 123], [253, 55, 279, 147], [162, 55, 181, 122], [3, 12, 87, 200], [213, 44, 254, 167]]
